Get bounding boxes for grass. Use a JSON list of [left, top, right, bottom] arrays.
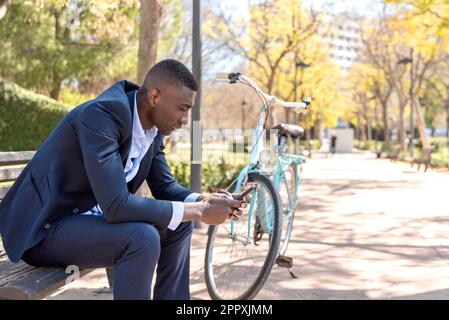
[[354, 138, 449, 170]]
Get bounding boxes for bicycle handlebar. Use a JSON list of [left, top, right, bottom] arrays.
[[215, 73, 311, 113]]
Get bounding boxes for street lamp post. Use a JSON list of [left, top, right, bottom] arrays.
[[397, 48, 414, 161], [409, 48, 414, 161], [191, 0, 202, 228], [293, 59, 299, 154], [293, 58, 310, 154]]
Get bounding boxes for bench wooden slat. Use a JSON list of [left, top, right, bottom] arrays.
[[0, 243, 95, 300], [0, 260, 36, 284], [0, 262, 94, 300], [0, 151, 35, 166], [0, 151, 105, 300], [0, 167, 25, 183], [0, 267, 66, 300], [0, 185, 12, 200], [0, 243, 5, 258]]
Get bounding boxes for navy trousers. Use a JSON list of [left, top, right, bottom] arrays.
[[21, 214, 193, 300]]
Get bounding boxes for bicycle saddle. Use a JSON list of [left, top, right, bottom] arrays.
[[272, 123, 305, 139]]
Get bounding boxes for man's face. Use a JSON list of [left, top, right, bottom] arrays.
[[147, 84, 196, 135]]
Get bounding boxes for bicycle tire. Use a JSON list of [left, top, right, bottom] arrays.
[[278, 164, 299, 256], [204, 172, 281, 300]]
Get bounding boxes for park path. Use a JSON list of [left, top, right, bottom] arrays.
[[47, 150, 449, 300]]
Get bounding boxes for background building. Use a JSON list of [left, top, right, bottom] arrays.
[[320, 13, 363, 72]]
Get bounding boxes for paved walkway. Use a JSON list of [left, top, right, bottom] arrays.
[[47, 150, 449, 300]]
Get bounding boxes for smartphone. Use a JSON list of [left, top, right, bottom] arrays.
[[234, 186, 255, 201]]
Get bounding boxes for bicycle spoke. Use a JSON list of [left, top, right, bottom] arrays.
[[206, 177, 278, 299]]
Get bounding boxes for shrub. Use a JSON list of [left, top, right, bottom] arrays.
[[0, 79, 69, 151], [167, 158, 244, 192]]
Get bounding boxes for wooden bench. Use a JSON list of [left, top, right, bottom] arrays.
[[0, 151, 113, 299], [412, 146, 434, 172], [389, 145, 401, 162]]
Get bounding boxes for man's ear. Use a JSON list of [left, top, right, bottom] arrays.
[[147, 88, 160, 107]]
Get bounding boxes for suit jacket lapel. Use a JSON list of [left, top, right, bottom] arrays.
[[127, 139, 157, 193], [121, 91, 136, 168], [125, 91, 160, 194]]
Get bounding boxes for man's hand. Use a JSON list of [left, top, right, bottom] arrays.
[[196, 194, 207, 202], [199, 190, 249, 202], [197, 191, 247, 218], [199, 195, 242, 225], [184, 193, 242, 225]]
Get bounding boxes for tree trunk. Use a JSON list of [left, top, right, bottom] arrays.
[[446, 101, 449, 147], [446, 109, 449, 147], [414, 99, 430, 149], [393, 79, 408, 151], [357, 112, 366, 142], [137, 0, 163, 84], [398, 104, 405, 150], [49, 81, 61, 100], [366, 121, 372, 142], [314, 115, 321, 142], [362, 99, 372, 142], [49, 7, 63, 100], [136, 0, 163, 197], [50, 65, 63, 100], [381, 100, 390, 150]]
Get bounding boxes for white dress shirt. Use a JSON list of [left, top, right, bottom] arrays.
[[80, 92, 201, 230]]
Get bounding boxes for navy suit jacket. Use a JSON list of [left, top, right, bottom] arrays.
[[0, 80, 192, 263]]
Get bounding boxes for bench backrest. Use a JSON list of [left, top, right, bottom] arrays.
[[0, 151, 108, 300], [0, 151, 35, 201]]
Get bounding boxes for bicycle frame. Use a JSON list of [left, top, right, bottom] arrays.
[[227, 103, 271, 245], [204, 73, 310, 300], [220, 73, 309, 246], [272, 136, 305, 223]]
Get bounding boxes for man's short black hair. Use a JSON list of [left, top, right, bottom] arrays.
[[142, 59, 198, 92]]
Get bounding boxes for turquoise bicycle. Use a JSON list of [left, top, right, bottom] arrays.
[[204, 73, 310, 300]]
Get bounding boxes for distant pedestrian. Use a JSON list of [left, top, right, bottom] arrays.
[[405, 131, 412, 151], [330, 131, 337, 154]]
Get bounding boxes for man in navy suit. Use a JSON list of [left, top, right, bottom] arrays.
[[0, 59, 241, 300]]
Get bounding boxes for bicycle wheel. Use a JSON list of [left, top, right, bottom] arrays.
[[204, 172, 281, 300], [278, 164, 299, 256]]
